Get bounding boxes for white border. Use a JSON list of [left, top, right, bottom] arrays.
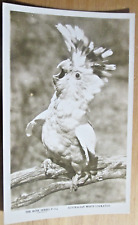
[[3, 3, 135, 224]]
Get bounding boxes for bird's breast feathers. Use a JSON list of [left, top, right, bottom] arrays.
[[42, 98, 96, 166]]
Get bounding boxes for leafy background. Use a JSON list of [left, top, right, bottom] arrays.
[[10, 11, 129, 208]]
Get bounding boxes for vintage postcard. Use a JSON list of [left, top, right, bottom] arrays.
[[3, 3, 135, 224]]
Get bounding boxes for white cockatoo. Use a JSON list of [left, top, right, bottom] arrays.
[[26, 24, 116, 190]]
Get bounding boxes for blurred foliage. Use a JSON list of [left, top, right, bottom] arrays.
[[10, 11, 129, 207]]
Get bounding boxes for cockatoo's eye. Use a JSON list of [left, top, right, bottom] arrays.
[[59, 69, 66, 79], [75, 72, 81, 80]]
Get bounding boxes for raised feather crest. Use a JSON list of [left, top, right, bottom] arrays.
[[56, 23, 116, 78]]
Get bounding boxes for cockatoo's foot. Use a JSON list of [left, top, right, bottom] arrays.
[[26, 120, 36, 137], [71, 172, 90, 191], [43, 159, 53, 176], [79, 172, 90, 184], [71, 173, 81, 191]]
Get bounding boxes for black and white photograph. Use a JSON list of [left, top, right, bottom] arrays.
[[3, 3, 135, 224]]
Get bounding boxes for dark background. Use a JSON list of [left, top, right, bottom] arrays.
[[10, 11, 129, 208]]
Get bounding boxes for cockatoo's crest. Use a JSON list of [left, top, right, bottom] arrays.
[[56, 23, 116, 78]]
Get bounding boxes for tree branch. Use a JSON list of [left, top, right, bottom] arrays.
[[11, 155, 126, 188], [11, 162, 69, 189], [11, 155, 126, 209], [11, 166, 126, 209]]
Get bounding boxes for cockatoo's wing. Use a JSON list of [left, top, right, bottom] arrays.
[[75, 123, 96, 165], [26, 93, 57, 137], [26, 110, 48, 137]]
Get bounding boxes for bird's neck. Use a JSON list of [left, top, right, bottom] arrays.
[[58, 93, 90, 111], [48, 92, 89, 126], [56, 87, 93, 110]]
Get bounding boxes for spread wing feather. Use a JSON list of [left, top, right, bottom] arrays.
[[75, 123, 96, 165]]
